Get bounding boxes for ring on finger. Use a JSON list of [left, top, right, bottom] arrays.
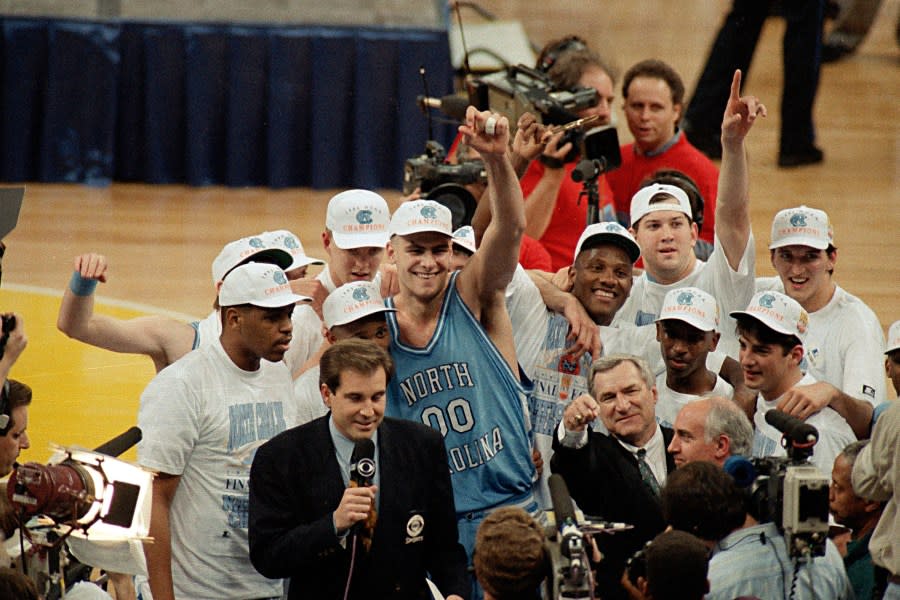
[[484, 115, 498, 136]]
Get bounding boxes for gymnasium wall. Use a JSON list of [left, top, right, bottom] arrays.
[[0, 0, 445, 27]]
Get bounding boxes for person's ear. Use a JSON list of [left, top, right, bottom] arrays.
[[223, 306, 241, 329], [790, 344, 804, 367], [714, 434, 730, 460], [709, 331, 720, 352], [386, 240, 397, 265]]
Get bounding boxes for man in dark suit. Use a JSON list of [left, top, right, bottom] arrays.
[[249, 339, 469, 600], [550, 354, 676, 600]]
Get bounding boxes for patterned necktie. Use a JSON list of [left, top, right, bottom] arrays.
[[358, 495, 377, 553], [636, 448, 661, 497]]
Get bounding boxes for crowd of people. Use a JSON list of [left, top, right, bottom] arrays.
[[0, 35, 896, 600]]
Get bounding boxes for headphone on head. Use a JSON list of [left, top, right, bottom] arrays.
[[0, 379, 11, 435], [537, 35, 589, 73]]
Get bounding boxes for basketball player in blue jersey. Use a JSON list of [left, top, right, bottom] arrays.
[[384, 106, 537, 597]]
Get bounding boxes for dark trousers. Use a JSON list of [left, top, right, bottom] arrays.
[[683, 0, 825, 154]]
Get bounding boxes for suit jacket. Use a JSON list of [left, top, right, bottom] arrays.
[[249, 415, 469, 600], [550, 425, 676, 600]]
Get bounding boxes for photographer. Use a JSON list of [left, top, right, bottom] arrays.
[[662, 461, 850, 599], [0, 314, 28, 570], [0, 378, 31, 480], [0, 312, 27, 408], [621, 530, 710, 600]]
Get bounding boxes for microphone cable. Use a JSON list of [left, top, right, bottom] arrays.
[[342, 533, 359, 600]]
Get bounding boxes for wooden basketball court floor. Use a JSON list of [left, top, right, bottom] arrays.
[[0, 0, 897, 465]]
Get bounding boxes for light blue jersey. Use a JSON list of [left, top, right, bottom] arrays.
[[386, 272, 536, 516]]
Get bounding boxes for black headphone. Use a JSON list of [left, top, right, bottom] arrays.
[[537, 35, 589, 73], [0, 379, 11, 435]]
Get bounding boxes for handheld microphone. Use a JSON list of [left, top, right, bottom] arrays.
[[416, 94, 469, 121], [350, 439, 376, 487], [764, 409, 819, 447], [349, 438, 378, 548], [93, 427, 142, 458]]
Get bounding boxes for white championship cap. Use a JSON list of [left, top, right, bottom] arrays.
[[323, 280, 396, 329], [730, 290, 809, 344], [885, 320, 900, 354], [768, 205, 833, 250], [325, 189, 391, 249], [389, 200, 453, 238], [656, 287, 719, 332], [259, 230, 324, 271], [629, 183, 692, 226], [573, 222, 641, 264], [451, 225, 477, 255], [211, 235, 293, 284], [219, 263, 310, 308]]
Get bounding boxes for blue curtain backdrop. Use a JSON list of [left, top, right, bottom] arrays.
[[0, 17, 455, 188]]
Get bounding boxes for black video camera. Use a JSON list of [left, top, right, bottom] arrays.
[[468, 64, 598, 135], [470, 64, 608, 165], [403, 140, 487, 230], [725, 410, 830, 558]]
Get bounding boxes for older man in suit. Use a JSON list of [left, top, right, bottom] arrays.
[[249, 339, 468, 600], [551, 354, 676, 600]]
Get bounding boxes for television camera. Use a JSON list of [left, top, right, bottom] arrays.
[[725, 410, 830, 558], [544, 474, 633, 599], [413, 61, 622, 227], [402, 140, 487, 231]]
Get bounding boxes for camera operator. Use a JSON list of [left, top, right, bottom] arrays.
[[0, 312, 27, 407], [0, 376, 32, 570], [473, 506, 547, 600], [662, 461, 851, 599], [620, 529, 710, 600], [0, 313, 27, 568], [0, 378, 31, 480], [519, 44, 618, 270]]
